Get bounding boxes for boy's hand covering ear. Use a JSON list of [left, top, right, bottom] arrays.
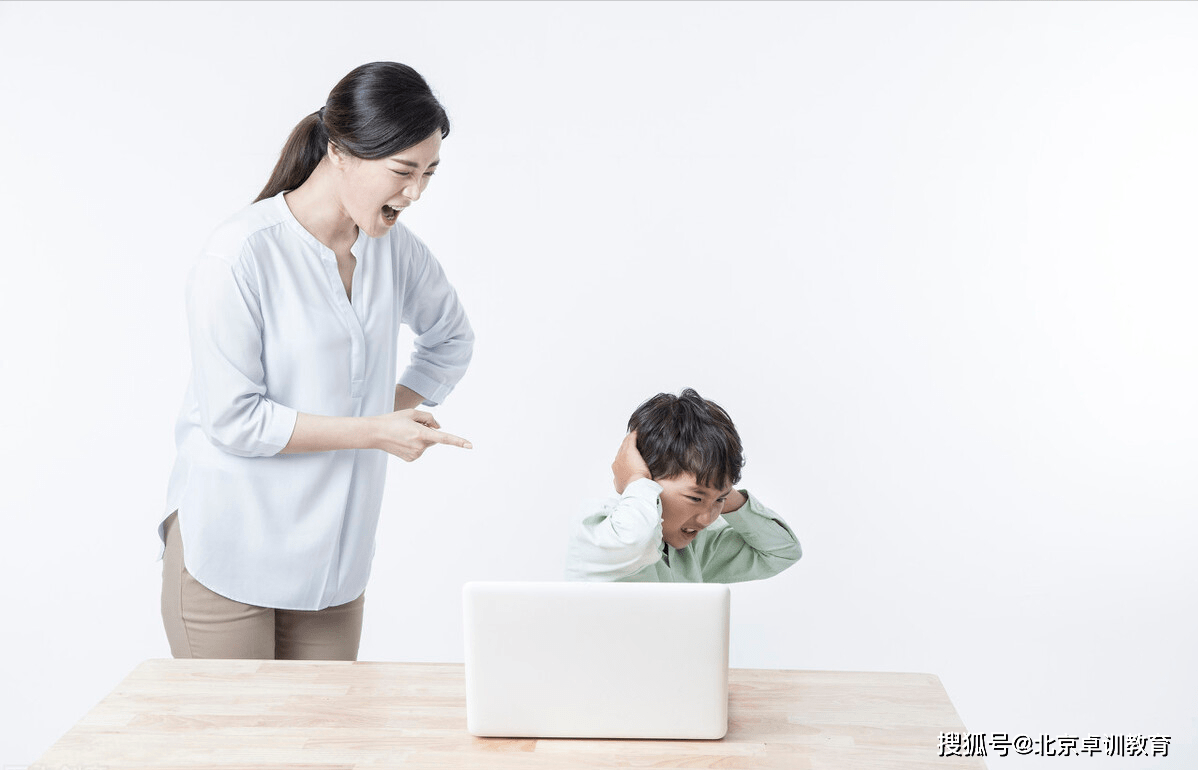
[[612, 431, 653, 494]]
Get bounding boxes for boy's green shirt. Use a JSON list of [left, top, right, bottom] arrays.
[[565, 478, 802, 583]]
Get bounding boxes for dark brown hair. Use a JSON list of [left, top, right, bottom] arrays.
[[254, 62, 451, 203], [627, 388, 745, 490]]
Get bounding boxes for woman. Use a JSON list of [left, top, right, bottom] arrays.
[[158, 62, 474, 660]]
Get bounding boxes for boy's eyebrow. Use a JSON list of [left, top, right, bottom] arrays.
[[392, 158, 441, 168], [688, 485, 735, 497]]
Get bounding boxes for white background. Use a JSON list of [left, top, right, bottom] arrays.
[[2, 1, 1195, 767]]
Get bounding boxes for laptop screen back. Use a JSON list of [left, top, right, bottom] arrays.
[[462, 581, 730, 739]]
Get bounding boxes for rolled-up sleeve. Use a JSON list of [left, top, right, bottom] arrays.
[[185, 254, 298, 457], [397, 234, 474, 406]]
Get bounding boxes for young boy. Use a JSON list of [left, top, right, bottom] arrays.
[[564, 389, 801, 582]]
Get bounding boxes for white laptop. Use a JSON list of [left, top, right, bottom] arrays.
[[462, 581, 730, 739]]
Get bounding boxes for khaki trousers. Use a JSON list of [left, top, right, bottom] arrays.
[[160, 512, 365, 660]]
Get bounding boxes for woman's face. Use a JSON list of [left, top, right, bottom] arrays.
[[331, 130, 442, 239]]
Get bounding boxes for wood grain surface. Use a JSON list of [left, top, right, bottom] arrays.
[[33, 659, 987, 769]]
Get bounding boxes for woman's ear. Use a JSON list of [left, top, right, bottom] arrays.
[[327, 141, 346, 169]]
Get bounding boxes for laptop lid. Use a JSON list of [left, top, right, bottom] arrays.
[[462, 581, 730, 739]]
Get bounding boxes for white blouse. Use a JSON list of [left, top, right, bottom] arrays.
[[160, 192, 473, 610]]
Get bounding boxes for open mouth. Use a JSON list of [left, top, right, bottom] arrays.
[[382, 204, 402, 222]]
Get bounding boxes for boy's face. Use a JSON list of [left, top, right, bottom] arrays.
[[657, 473, 734, 549]]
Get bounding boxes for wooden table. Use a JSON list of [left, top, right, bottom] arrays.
[[34, 659, 986, 769]]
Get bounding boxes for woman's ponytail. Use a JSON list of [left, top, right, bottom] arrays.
[[253, 110, 328, 203]]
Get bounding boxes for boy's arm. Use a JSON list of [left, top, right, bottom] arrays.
[[694, 491, 802, 582], [564, 478, 666, 581], [565, 431, 666, 581]]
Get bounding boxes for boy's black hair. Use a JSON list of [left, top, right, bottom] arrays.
[[627, 388, 744, 490]]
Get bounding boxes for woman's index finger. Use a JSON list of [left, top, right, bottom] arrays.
[[425, 427, 473, 450]]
